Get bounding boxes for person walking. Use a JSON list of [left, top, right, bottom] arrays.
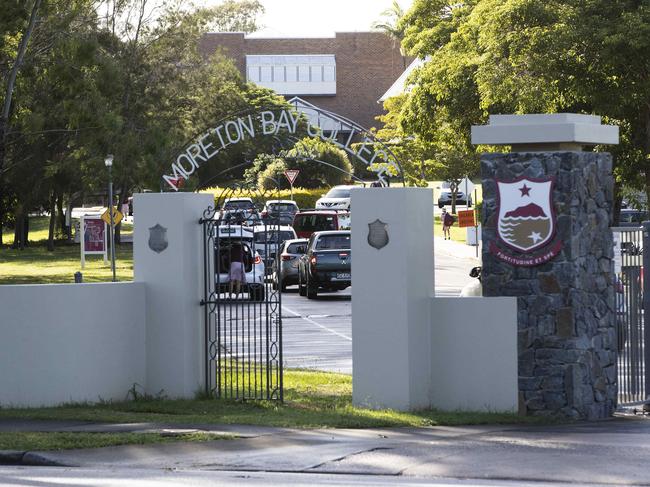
[[228, 244, 247, 298], [442, 207, 454, 240]]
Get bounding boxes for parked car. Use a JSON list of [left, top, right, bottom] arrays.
[[221, 209, 262, 226], [292, 210, 351, 239], [272, 238, 308, 291], [298, 231, 351, 299], [619, 209, 649, 227], [261, 200, 299, 225], [460, 266, 482, 297], [252, 225, 297, 273], [214, 225, 265, 300], [438, 181, 472, 207], [315, 185, 357, 210], [221, 197, 256, 212]]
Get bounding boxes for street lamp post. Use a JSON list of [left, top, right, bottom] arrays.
[[105, 154, 116, 282]]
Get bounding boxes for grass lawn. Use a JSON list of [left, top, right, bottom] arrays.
[[0, 369, 550, 431], [0, 431, 229, 452], [434, 215, 474, 243], [1, 217, 133, 284]]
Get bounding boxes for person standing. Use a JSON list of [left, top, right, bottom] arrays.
[[228, 244, 247, 298], [442, 207, 454, 240]]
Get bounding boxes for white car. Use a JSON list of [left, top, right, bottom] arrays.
[[315, 185, 357, 210], [252, 225, 297, 273], [214, 225, 265, 300]]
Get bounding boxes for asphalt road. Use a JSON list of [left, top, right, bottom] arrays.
[[280, 251, 478, 374]]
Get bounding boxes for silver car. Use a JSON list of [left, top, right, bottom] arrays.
[[272, 238, 308, 291]]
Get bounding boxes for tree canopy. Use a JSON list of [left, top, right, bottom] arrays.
[[0, 0, 270, 247], [393, 0, 650, 207]]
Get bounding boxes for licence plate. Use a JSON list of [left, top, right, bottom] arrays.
[[335, 272, 351, 280]]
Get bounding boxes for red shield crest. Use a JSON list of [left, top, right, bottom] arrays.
[[496, 177, 555, 253]]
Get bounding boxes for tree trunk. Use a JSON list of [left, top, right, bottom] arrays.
[[66, 199, 73, 241], [612, 181, 621, 226], [47, 192, 56, 251], [12, 204, 23, 249], [56, 194, 65, 236], [0, 0, 42, 249]]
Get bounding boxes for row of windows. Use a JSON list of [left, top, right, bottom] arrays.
[[247, 55, 334, 65], [247, 64, 336, 83]]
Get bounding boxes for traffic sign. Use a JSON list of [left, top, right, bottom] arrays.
[[101, 207, 123, 226], [284, 169, 300, 185], [457, 209, 476, 228]]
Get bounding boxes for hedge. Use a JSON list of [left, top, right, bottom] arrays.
[[202, 187, 326, 210]]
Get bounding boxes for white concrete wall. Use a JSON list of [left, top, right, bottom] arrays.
[[430, 297, 518, 412], [134, 192, 214, 399], [352, 188, 434, 410], [0, 282, 145, 407]]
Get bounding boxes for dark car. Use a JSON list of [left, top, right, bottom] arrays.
[[618, 209, 649, 227], [298, 231, 351, 299], [262, 200, 299, 225]]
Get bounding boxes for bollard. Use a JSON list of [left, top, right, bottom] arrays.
[[74, 271, 83, 283]]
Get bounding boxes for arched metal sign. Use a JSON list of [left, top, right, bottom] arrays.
[[162, 98, 405, 191]]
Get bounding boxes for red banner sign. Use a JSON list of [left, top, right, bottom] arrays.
[[84, 218, 106, 252], [457, 210, 475, 228]]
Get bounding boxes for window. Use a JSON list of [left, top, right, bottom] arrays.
[[273, 66, 285, 82], [311, 66, 323, 82], [260, 66, 272, 82], [315, 234, 351, 250], [245, 55, 336, 95], [298, 65, 310, 82]]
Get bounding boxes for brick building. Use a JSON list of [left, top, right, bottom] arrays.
[[199, 32, 407, 131]]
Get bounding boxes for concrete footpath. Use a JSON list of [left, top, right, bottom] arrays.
[[2, 416, 650, 485]]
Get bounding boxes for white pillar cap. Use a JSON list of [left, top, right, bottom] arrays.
[[471, 113, 619, 151]]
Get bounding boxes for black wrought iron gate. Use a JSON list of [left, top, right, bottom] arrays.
[[614, 225, 649, 407], [200, 190, 283, 401]]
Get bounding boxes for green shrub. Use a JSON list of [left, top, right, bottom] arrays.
[[202, 187, 325, 210]]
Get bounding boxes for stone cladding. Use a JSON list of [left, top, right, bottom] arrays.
[[481, 151, 616, 419]]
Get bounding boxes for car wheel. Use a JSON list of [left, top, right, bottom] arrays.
[[298, 270, 306, 296], [306, 277, 318, 300], [281, 280, 288, 292]]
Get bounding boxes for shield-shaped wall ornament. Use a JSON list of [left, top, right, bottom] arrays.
[[496, 177, 556, 253], [367, 219, 389, 250], [148, 224, 168, 253]]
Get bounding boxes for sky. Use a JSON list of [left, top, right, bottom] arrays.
[[206, 0, 414, 37]]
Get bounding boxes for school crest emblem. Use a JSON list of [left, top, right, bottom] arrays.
[[148, 224, 168, 253], [367, 219, 389, 250], [497, 177, 555, 253]]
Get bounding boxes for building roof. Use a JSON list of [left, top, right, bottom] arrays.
[[378, 57, 428, 103]]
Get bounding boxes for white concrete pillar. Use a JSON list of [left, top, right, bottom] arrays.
[[351, 188, 434, 410], [134, 192, 214, 398]]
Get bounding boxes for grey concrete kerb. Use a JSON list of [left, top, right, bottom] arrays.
[[3, 418, 650, 485]]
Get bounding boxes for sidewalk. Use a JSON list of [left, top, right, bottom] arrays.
[[434, 235, 481, 262], [2, 417, 650, 484]]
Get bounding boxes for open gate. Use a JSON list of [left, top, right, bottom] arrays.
[[613, 225, 650, 408], [200, 186, 283, 400]]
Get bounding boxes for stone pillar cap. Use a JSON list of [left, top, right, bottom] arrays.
[[471, 113, 619, 150]]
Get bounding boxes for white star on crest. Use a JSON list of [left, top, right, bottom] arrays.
[[528, 231, 542, 244]]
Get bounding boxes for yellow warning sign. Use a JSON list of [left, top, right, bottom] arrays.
[[101, 207, 123, 226]]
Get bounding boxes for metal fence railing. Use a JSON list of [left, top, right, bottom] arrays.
[[613, 225, 649, 407]]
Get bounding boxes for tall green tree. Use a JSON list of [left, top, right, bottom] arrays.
[[398, 0, 650, 211]]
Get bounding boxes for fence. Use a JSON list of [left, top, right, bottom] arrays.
[[613, 225, 650, 407]]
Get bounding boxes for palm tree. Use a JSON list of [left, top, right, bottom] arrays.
[[372, 0, 407, 69]]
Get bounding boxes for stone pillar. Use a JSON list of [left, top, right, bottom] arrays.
[[134, 192, 214, 398], [473, 114, 619, 419], [351, 188, 433, 411]]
